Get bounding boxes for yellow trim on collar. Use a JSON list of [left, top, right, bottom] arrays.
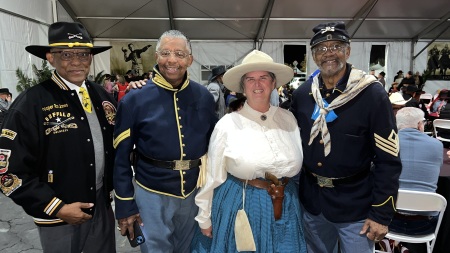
[[113, 129, 130, 149], [152, 68, 190, 91]]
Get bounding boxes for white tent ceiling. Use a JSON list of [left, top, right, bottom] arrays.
[[58, 0, 450, 43]]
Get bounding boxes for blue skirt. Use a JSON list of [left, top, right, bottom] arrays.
[[191, 175, 306, 253]]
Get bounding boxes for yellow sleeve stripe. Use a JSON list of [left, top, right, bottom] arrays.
[[374, 130, 399, 157], [372, 195, 396, 211], [114, 191, 134, 201], [113, 129, 131, 149], [44, 197, 62, 216]]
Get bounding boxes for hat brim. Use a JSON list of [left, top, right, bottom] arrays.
[[208, 70, 227, 83], [222, 62, 294, 93], [25, 45, 112, 60]]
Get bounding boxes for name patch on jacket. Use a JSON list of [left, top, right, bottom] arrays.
[[0, 173, 22, 196], [0, 129, 17, 140], [44, 112, 78, 135], [0, 149, 11, 174]]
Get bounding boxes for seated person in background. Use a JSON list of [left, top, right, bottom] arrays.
[[403, 85, 420, 108], [429, 89, 448, 114], [379, 107, 443, 253], [393, 70, 404, 83], [389, 92, 408, 116], [398, 71, 415, 91], [434, 102, 450, 147], [388, 82, 399, 94]]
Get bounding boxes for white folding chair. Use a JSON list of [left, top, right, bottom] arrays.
[[420, 93, 433, 104], [375, 190, 447, 253], [433, 119, 450, 142]]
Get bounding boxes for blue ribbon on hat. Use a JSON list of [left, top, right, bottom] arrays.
[[311, 99, 338, 122]]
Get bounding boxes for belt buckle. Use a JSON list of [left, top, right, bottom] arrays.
[[174, 160, 190, 170], [315, 174, 334, 188]]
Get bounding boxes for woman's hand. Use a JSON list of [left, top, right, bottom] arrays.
[[201, 226, 213, 238]]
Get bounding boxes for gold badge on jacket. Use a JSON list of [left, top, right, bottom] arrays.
[[102, 101, 116, 125], [0, 173, 22, 196]]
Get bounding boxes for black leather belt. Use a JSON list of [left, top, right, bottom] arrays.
[[303, 167, 369, 188], [137, 153, 201, 170]]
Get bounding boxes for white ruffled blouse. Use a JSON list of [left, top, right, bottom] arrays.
[[195, 102, 303, 229]]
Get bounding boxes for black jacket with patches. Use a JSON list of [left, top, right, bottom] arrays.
[[0, 72, 116, 227]]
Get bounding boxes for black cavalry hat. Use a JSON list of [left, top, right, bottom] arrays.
[[26, 22, 112, 60], [208, 65, 227, 82], [310, 21, 351, 48], [0, 88, 11, 95]]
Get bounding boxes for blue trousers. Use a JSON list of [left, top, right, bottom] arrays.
[[135, 185, 198, 253], [302, 208, 374, 253]]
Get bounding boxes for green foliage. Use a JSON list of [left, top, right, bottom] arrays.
[[422, 70, 431, 85], [16, 60, 53, 93], [33, 61, 53, 84], [15, 68, 33, 93], [94, 70, 106, 84]]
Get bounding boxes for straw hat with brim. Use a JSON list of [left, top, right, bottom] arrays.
[[26, 22, 112, 60], [389, 92, 409, 105], [223, 50, 294, 93]]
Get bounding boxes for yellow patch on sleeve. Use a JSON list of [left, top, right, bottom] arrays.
[[1, 129, 17, 140], [374, 130, 399, 157], [113, 129, 130, 149]]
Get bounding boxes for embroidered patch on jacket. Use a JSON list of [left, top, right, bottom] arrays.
[[0, 173, 22, 196], [43, 115, 78, 135], [0, 149, 11, 174], [102, 101, 116, 125], [1, 129, 17, 140], [374, 130, 399, 157]]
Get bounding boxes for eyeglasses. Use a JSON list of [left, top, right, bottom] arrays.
[[51, 51, 91, 62], [157, 50, 190, 59], [313, 44, 347, 56]]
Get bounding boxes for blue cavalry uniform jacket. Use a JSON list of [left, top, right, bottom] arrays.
[[290, 64, 402, 225], [0, 72, 116, 226], [113, 69, 217, 219]]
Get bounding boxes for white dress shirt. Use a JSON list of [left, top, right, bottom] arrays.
[[195, 102, 303, 229]]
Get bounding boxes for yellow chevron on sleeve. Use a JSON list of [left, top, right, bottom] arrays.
[[374, 130, 399, 157], [113, 129, 130, 149]]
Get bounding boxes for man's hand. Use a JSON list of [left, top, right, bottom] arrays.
[[55, 202, 94, 225], [126, 79, 148, 92], [117, 214, 143, 240], [360, 218, 388, 242], [201, 226, 213, 238]]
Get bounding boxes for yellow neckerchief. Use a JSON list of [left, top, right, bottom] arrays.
[[152, 66, 190, 91]]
